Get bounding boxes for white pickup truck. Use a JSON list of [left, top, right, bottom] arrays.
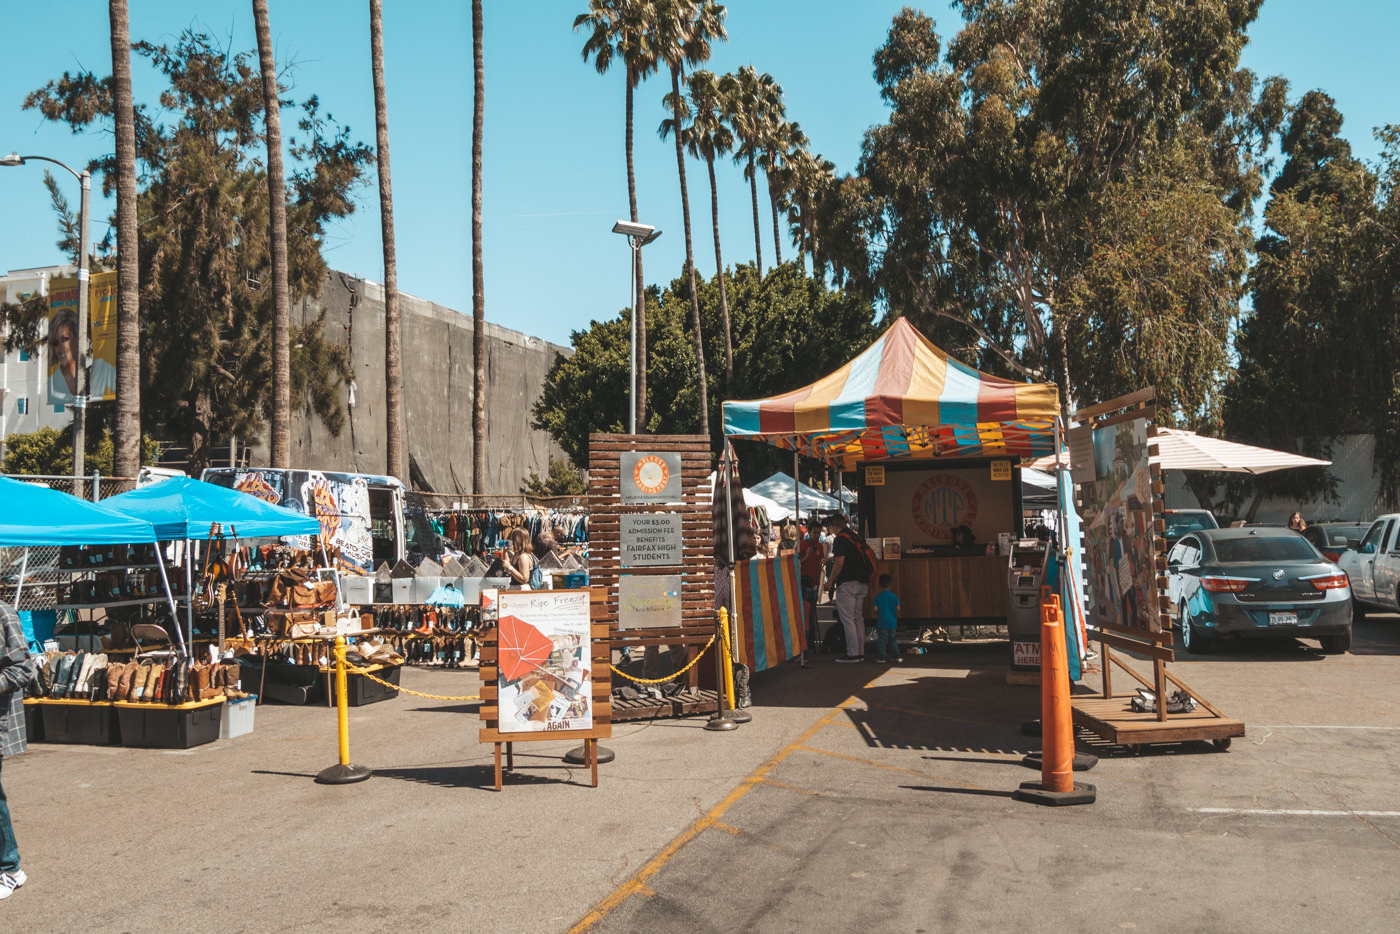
[[1335, 514, 1400, 615]]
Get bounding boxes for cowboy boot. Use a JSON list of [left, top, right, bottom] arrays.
[[107, 660, 127, 701], [129, 661, 151, 702], [115, 660, 138, 701]]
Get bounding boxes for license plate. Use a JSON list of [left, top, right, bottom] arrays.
[[1268, 611, 1298, 627]]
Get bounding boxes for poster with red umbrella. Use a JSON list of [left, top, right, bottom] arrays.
[[497, 590, 593, 733]]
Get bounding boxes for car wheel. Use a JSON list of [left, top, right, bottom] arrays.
[[1181, 604, 1213, 655], [1319, 630, 1351, 655]]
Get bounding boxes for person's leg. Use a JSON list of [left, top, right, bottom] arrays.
[[835, 583, 861, 658], [850, 583, 869, 655], [0, 757, 18, 874]]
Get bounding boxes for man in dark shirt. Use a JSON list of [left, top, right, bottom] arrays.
[[1, 604, 37, 899], [824, 514, 870, 662]]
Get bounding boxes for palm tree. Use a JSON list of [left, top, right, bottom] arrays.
[[726, 65, 780, 280], [109, 0, 141, 478], [253, 0, 291, 468], [664, 68, 734, 382], [759, 117, 803, 271], [575, 0, 659, 432], [784, 147, 835, 277], [472, 0, 486, 493], [370, 0, 404, 480], [655, 0, 725, 438]]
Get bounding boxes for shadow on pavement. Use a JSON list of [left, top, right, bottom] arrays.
[[902, 784, 1017, 799]]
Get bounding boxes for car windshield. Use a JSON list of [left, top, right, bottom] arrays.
[[1165, 513, 1214, 539], [1213, 536, 1319, 563]]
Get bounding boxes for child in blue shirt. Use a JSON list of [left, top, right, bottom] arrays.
[[873, 573, 901, 662]]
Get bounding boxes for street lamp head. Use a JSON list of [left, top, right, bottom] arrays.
[[640, 229, 662, 247], [0, 152, 25, 167], [612, 219, 655, 239]]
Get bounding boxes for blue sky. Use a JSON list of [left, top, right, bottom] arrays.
[[1, 1, 1395, 348]]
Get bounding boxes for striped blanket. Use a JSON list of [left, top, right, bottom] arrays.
[[732, 554, 807, 672]]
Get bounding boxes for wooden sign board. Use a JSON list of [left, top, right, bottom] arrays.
[[865, 464, 886, 486], [479, 587, 612, 789]]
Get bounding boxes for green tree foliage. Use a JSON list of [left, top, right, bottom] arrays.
[[2, 426, 158, 476], [1226, 92, 1400, 507], [823, 2, 1285, 424], [22, 29, 371, 474], [533, 262, 877, 468], [520, 457, 589, 498]]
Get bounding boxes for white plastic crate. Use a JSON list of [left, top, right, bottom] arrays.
[[219, 696, 257, 739]]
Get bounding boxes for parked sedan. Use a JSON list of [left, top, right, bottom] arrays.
[[1166, 528, 1352, 654]]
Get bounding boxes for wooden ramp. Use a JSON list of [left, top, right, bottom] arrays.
[[1072, 693, 1244, 749]]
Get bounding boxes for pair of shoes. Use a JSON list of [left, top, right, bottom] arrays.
[[834, 655, 863, 664], [0, 869, 26, 899], [876, 657, 889, 663]]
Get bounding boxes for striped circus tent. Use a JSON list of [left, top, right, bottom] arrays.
[[722, 317, 1060, 467], [732, 554, 807, 672]]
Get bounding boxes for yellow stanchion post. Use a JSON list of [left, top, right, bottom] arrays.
[[315, 635, 373, 784], [705, 607, 739, 731], [1014, 595, 1094, 806]]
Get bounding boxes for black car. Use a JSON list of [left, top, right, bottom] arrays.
[[1162, 508, 1219, 548], [1166, 527, 1352, 654]]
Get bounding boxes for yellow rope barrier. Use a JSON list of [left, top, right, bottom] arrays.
[[340, 661, 482, 702], [608, 633, 716, 684]]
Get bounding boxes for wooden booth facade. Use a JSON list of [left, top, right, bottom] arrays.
[[723, 318, 1061, 625]]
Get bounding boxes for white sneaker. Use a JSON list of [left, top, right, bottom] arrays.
[[0, 869, 26, 899]]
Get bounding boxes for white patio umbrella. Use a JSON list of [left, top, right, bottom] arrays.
[[1027, 429, 1330, 475]]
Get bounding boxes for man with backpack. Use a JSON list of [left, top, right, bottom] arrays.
[[825, 514, 874, 663]]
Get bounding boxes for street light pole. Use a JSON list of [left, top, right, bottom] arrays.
[[612, 220, 661, 435], [2, 153, 92, 490]]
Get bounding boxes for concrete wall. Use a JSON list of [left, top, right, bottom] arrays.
[[1163, 434, 1392, 523], [267, 270, 570, 495]]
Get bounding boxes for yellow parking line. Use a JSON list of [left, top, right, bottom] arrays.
[[567, 679, 882, 933]]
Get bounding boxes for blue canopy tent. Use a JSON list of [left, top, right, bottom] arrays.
[[0, 475, 183, 651], [102, 477, 323, 650]]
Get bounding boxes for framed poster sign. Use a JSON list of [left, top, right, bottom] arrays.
[[618, 574, 683, 629], [496, 590, 593, 734], [620, 452, 682, 503], [621, 513, 684, 567]]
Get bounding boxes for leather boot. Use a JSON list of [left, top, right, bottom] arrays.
[[115, 661, 138, 701], [107, 660, 127, 700], [129, 661, 151, 702]]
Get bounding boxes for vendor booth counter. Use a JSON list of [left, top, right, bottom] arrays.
[[865, 555, 1006, 620]]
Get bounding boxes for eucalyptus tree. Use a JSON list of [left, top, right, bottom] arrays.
[[654, 0, 726, 436], [575, 0, 660, 430], [472, 0, 486, 492], [668, 68, 735, 382], [253, 0, 291, 468], [827, 2, 1284, 420], [109, 0, 141, 477], [370, 0, 404, 480]]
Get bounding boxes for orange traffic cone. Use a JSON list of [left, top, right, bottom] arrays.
[[1015, 595, 1096, 806]]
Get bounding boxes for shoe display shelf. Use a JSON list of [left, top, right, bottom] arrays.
[[113, 696, 226, 749]]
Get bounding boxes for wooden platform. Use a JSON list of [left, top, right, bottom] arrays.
[[611, 688, 720, 722], [1072, 693, 1245, 749]]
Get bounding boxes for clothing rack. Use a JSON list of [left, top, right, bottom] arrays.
[[427, 505, 589, 556]]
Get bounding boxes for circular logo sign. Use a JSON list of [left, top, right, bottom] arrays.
[[633, 455, 671, 496], [912, 474, 979, 540]]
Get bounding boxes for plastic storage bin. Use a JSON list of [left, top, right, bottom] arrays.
[[114, 698, 224, 748], [219, 695, 257, 739]]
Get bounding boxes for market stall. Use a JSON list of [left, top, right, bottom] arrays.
[[723, 318, 1061, 627]]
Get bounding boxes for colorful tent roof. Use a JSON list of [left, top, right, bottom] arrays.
[[722, 318, 1060, 467]]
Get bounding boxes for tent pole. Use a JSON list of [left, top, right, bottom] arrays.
[[154, 543, 188, 656], [13, 548, 28, 610], [185, 540, 195, 655]]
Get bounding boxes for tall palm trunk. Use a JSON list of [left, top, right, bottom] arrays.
[[109, 0, 141, 478], [767, 173, 783, 267], [371, 0, 404, 480], [626, 71, 647, 432], [253, 0, 291, 468], [669, 66, 708, 437], [747, 151, 763, 279], [471, 0, 486, 493], [705, 153, 731, 383]]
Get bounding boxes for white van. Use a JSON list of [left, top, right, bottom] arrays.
[[1335, 514, 1400, 615], [200, 468, 448, 575]]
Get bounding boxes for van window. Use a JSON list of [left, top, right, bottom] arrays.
[[368, 487, 398, 567]]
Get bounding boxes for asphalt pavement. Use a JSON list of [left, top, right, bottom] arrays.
[[3, 615, 1398, 933]]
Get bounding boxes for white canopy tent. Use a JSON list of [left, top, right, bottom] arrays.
[[749, 472, 844, 520], [705, 472, 795, 521], [1028, 428, 1331, 475]]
